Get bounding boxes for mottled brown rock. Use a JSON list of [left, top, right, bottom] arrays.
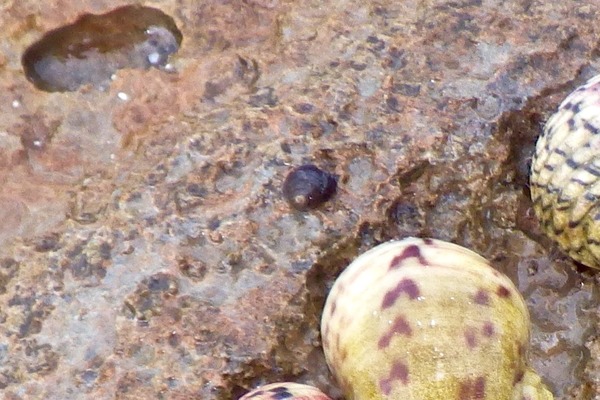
[[1, 0, 600, 399]]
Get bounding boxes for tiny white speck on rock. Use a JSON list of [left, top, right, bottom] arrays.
[[117, 92, 129, 101]]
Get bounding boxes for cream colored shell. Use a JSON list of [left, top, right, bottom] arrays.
[[530, 74, 600, 268], [239, 382, 332, 399], [320, 237, 553, 400]]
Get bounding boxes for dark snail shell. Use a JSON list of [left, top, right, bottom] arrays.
[[282, 164, 337, 211]]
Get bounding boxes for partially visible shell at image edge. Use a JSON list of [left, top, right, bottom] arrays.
[[530, 74, 600, 268], [239, 382, 332, 399]]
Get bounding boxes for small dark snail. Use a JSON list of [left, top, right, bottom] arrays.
[[282, 164, 337, 211], [530, 74, 600, 268]]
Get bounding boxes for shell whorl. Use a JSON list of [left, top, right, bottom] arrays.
[[320, 237, 553, 400], [530, 74, 600, 268]]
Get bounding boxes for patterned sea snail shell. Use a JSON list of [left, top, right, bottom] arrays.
[[530, 74, 600, 268], [239, 382, 332, 399], [241, 238, 553, 400], [320, 238, 553, 399]]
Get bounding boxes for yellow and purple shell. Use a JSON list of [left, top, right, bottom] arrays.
[[320, 237, 553, 400], [530, 74, 600, 268], [239, 382, 332, 399]]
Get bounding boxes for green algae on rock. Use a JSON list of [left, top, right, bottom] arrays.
[[22, 5, 182, 92]]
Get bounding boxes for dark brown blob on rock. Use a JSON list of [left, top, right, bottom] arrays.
[[282, 164, 337, 211], [22, 5, 182, 92]]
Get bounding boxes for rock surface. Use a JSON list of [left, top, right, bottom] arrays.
[[1, 0, 599, 399]]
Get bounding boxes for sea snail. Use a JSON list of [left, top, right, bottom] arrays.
[[240, 238, 553, 400], [282, 164, 337, 211], [239, 382, 332, 399], [530, 73, 600, 268]]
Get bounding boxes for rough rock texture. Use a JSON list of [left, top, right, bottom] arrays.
[[1, 0, 600, 399]]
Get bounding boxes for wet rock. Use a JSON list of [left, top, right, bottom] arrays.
[[1, 0, 600, 399]]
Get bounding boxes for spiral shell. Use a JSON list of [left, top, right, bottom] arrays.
[[320, 237, 552, 400], [239, 382, 332, 399], [282, 164, 337, 211], [530, 74, 600, 268]]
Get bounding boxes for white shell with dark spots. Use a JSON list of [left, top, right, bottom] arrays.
[[530, 74, 600, 268], [239, 382, 332, 399], [320, 237, 553, 400]]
